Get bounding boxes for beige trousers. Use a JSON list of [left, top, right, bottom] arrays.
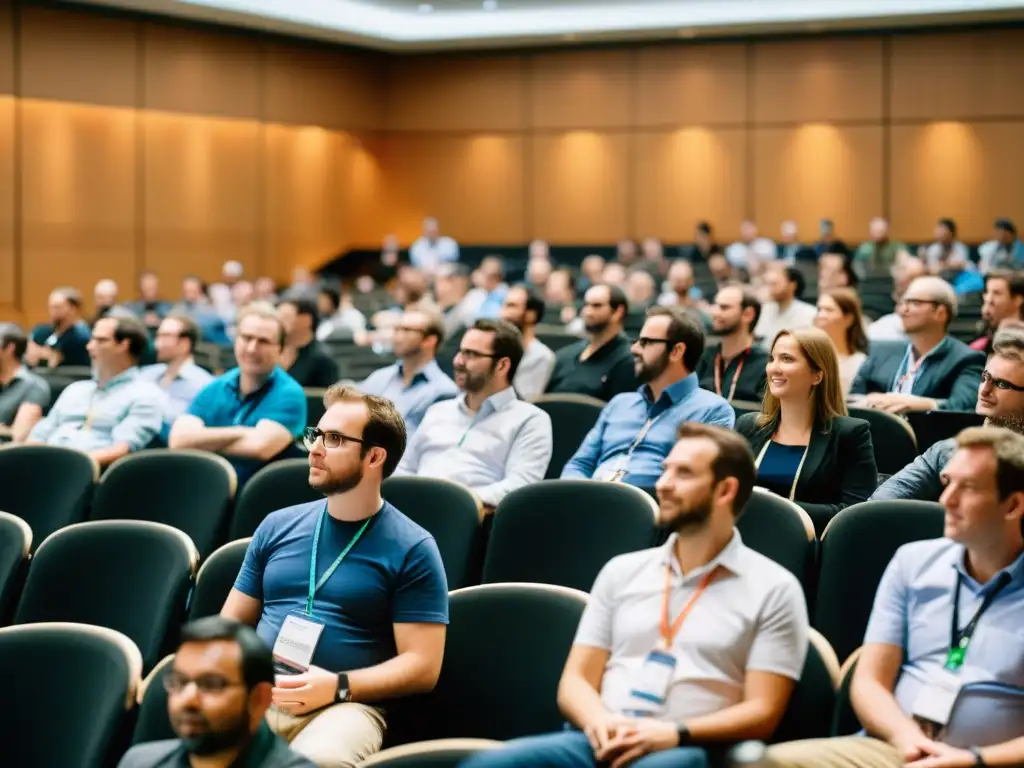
[[268, 703, 386, 768], [768, 737, 904, 768]]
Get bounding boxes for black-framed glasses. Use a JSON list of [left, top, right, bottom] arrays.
[[981, 370, 1024, 392], [303, 426, 367, 450], [633, 336, 671, 349], [163, 671, 244, 695], [455, 348, 496, 361]]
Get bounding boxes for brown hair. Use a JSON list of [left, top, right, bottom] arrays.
[[645, 305, 706, 371], [676, 422, 757, 517], [757, 327, 848, 430], [991, 327, 1024, 363], [236, 301, 286, 347], [323, 385, 408, 478], [822, 288, 869, 355], [163, 313, 201, 352]]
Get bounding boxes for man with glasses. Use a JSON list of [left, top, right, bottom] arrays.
[[354, 308, 456, 435], [850, 276, 984, 413], [221, 386, 447, 767], [139, 313, 213, 442], [118, 617, 316, 767], [873, 327, 1024, 501], [395, 318, 552, 509], [170, 302, 306, 487], [562, 306, 734, 489]]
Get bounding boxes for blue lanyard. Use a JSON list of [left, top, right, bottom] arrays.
[[306, 506, 372, 616]]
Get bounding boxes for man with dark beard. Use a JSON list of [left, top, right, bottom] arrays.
[[562, 306, 734, 489], [117, 616, 315, 767], [220, 386, 448, 767], [461, 423, 809, 768], [695, 283, 768, 403]]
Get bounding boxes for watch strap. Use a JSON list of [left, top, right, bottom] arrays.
[[335, 672, 351, 703], [676, 725, 691, 747], [968, 747, 986, 767]]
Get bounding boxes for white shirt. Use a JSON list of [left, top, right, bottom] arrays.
[[409, 235, 459, 274], [726, 238, 775, 270], [867, 313, 907, 343], [754, 299, 818, 342], [837, 351, 867, 396], [924, 241, 969, 272], [514, 338, 556, 402]]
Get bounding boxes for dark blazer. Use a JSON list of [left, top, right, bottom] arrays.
[[850, 337, 984, 412], [736, 412, 877, 534]]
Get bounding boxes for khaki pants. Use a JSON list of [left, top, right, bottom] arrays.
[[768, 737, 903, 768], [268, 703, 386, 768]]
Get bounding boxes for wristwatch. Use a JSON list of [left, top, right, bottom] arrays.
[[676, 724, 691, 747], [967, 747, 987, 767], [335, 672, 352, 704]]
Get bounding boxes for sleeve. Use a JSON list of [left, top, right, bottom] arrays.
[[25, 379, 51, 409], [603, 357, 639, 400], [706, 402, 736, 429], [308, 355, 340, 389], [394, 407, 431, 476], [474, 409, 553, 507], [560, 405, 610, 480], [939, 352, 984, 411], [798, 420, 877, 522], [232, 521, 270, 600], [746, 576, 810, 680], [849, 354, 873, 396], [258, 389, 307, 437], [863, 549, 910, 647], [27, 397, 62, 443], [109, 388, 165, 452], [392, 537, 449, 624], [185, 381, 218, 422], [572, 558, 618, 650], [870, 441, 948, 502]]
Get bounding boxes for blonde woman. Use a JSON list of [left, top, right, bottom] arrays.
[[736, 327, 877, 534], [815, 287, 869, 395]]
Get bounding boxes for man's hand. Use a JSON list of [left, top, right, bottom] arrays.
[[889, 729, 939, 763], [863, 393, 938, 414], [271, 665, 337, 716], [905, 741, 979, 768], [596, 718, 680, 768], [582, 712, 637, 755]]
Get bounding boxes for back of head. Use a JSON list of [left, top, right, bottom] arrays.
[[0, 322, 28, 360], [759, 327, 847, 429]]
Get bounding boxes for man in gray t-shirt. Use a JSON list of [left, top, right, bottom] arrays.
[[0, 324, 50, 441]]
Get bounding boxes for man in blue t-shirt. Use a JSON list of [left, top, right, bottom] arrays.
[[222, 384, 449, 767], [169, 302, 306, 486]]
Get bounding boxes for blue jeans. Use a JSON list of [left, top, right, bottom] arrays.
[[459, 730, 710, 768]]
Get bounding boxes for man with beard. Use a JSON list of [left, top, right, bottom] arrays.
[[970, 270, 1024, 354], [873, 327, 1024, 501], [562, 306, 734, 489], [117, 617, 316, 767], [462, 423, 809, 768], [696, 283, 768, 403], [395, 319, 552, 509], [545, 284, 639, 401], [220, 386, 448, 767], [500, 284, 555, 401]]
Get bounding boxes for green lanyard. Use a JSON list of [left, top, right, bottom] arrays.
[[306, 506, 372, 616], [944, 571, 1010, 671]]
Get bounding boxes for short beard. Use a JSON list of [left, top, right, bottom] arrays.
[[584, 319, 610, 336], [658, 496, 714, 535], [175, 713, 251, 757], [714, 320, 741, 337], [636, 351, 670, 384], [311, 463, 365, 495]]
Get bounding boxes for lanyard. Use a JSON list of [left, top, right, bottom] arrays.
[[754, 438, 810, 502], [714, 348, 750, 402], [945, 571, 1011, 671], [306, 506, 372, 616], [660, 567, 716, 648], [895, 344, 939, 394], [609, 408, 669, 482], [234, 376, 274, 426]]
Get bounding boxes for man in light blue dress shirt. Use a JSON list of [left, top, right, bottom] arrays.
[[562, 306, 734, 488], [355, 308, 457, 435], [769, 426, 1024, 768]]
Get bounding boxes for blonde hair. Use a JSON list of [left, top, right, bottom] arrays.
[[236, 301, 286, 346], [756, 327, 848, 430], [955, 426, 1024, 508]]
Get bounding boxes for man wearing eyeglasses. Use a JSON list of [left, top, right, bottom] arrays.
[[850, 276, 984, 414], [117, 616, 316, 768], [873, 328, 1024, 501]]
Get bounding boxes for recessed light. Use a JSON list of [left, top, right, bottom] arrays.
[[418, 3, 433, 11], [482, 0, 498, 9]]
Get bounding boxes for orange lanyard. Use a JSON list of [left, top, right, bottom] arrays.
[[897, 348, 930, 392], [660, 567, 716, 648], [714, 349, 749, 403]]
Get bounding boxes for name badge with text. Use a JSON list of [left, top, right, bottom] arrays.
[[626, 650, 677, 715], [272, 613, 325, 674], [911, 668, 964, 727]]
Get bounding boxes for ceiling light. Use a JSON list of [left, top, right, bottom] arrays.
[[482, 0, 498, 9], [417, 3, 433, 11]]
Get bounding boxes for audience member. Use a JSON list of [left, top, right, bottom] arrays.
[[656, 261, 701, 309], [128, 270, 171, 331], [526, 257, 553, 293], [315, 286, 367, 342], [854, 217, 904, 275], [972, 269, 1024, 353], [139, 314, 213, 441], [371, 234, 402, 286], [528, 239, 550, 263], [253, 277, 279, 303], [979, 218, 1023, 272], [873, 327, 1024, 500], [736, 328, 876, 529], [277, 298, 340, 389], [169, 302, 306, 486], [222, 386, 447, 766], [640, 236, 667, 275], [813, 218, 846, 258], [754, 265, 817, 342], [546, 284, 639, 401], [463, 423, 809, 768], [696, 284, 768, 403], [625, 268, 658, 310], [0, 323, 50, 441], [395, 319, 552, 509], [434, 264, 475, 338], [770, 426, 1024, 768], [707, 250, 741, 289], [777, 220, 814, 263], [409, 216, 459, 275], [175, 276, 231, 346], [468, 256, 509, 321], [851, 276, 984, 413], [617, 239, 639, 267], [116, 616, 316, 768], [209, 260, 246, 316], [867, 255, 927, 342], [355, 307, 457, 435], [562, 306, 734, 488], [726, 220, 775, 273], [814, 288, 869, 395], [679, 221, 718, 262], [25, 287, 92, 368], [500, 285, 555, 401], [817, 250, 858, 291], [578, 255, 606, 293], [922, 217, 970, 276], [27, 316, 163, 466], [93, 279, 125, 322], [280, 267, 319, 303], [602, 262, 628, 288]]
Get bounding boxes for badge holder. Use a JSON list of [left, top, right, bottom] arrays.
[[273, 612, 325, 676], [625, 650, 677, 716], [910, 645, 966, 731]]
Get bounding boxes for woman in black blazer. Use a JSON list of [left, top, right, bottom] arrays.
[[736, 327, 877, 535]]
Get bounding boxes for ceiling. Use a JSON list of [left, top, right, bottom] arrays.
[[69, 0, 1024, 50]]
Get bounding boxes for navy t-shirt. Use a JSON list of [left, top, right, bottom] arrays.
[[234, 500, 449, 673]]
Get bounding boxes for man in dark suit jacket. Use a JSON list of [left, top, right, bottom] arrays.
[[850, 276, 984, 413]]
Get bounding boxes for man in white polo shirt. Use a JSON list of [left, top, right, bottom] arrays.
[[461, 422, 808, 768]]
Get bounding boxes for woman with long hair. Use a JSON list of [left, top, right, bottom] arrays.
[[736, 327, 877, 534], [814, 287, 869, 395]]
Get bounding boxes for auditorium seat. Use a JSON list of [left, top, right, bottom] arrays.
[[815, 500, 944, 664], [0, 511, 31, 622], [229, 458, 320, 540], [132, 654, 177, 745], [770, 629, 840, 743], [832, 647, 863, 736], [188, 538, 250, 620], [360, 739, 502, 767], [14, 520, 198, 672], [730, 399, 762, 419], [0, 622, 142, 768], [382, 476, 482, 590], [736, 488, 816, 593], [89, 449, 237, 559], [905, 410, 985, 452], [482, 480, 658, 592], [0, 444, 98, 548], [304, 387, 328, 428], [384, 583, 587, 746], [847, 406, 918, 477], [532, 394, 605, 478]]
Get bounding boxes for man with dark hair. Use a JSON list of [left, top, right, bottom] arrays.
[[396, 319, 552, 508], [923, 217, 970, 276], [117, 617, 316, 768], [222, 385, 448, 767], [563, 306, 734, 488], [979, 218, 1024, 272], [755, 264, 816, 342], [277, 298, 339, 388], [27, 316, 164, 465], [127, 270, 172, 331], [818, 249, 859, 291], [547, 283, 639, 401], [0, 323, 50, 441], [315, 286, 367, 341], [25, 287, 92, 368], [697, 284, 768, 403], [464, 423, 808, 768], [501, 284, 555, 401], [972, 270, 1024, 353], [139, 314, 213, 442]]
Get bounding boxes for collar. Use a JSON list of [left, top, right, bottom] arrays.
[[659, 529, 745, 581], [580, 333, 629, 361], [228, 367, 278, 400], [953, 545, 1024, 594], [395, 359, 441, 385], [907, 335, 951, 363], [642, 373, 698, 405], [458, 385, 517, 416], [96, 366, 139, 392]]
